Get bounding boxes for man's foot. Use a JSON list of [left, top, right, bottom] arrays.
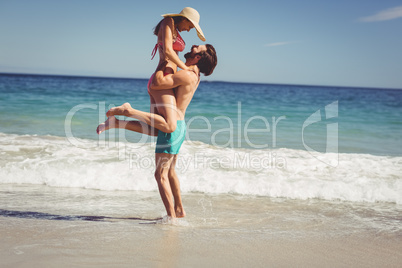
[[175, 207, 186, 218], [106, 103, 133, 117], [158, 215, 179, 225], [96, 116, 117, 134]]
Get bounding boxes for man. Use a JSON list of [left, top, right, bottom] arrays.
[[97, 44, 217, 219]]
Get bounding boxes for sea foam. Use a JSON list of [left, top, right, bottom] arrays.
[[1, 133, 401, 204]]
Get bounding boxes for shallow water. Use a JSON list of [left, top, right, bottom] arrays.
[[1, 184, 401, 267], [1, 184, 401, 237]]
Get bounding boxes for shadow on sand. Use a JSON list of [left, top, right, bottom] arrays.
[[0, 209, 161, 223]]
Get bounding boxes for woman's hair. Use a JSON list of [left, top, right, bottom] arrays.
[[153, 16, 185, 36], [197, 44, 218, 76]]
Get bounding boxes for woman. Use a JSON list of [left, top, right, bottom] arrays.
[[97, 7, 207, 135], [151, 7, 205, 73], [146, 7, 206, 134]]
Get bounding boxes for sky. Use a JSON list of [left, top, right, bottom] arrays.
[[1, 0, 402, 89]]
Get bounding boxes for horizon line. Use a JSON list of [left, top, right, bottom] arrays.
[[0, 72, 401, 91]]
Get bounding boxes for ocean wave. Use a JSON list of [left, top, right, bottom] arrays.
[[1, 133, 401, 204]]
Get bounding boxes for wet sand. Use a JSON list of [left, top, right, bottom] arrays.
[[1, 216, 401, 267], [0, 184, 401, 267]]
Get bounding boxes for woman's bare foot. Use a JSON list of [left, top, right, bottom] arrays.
[[96, 116, 117, 134], [106, 103, 133, 117]]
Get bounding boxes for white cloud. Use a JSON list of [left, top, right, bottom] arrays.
[[359, 5, 402, 22], [265, 41, 298, 47]]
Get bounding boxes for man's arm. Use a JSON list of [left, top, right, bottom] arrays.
[[150, 68, 191, 90]]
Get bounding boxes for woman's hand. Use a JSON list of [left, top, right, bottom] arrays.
[[187, 66, 195, 72]]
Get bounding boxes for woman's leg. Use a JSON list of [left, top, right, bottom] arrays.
[[101, 70, 180, 134], [96, 116, 158, 136], [106, 99, 180, 134], [149, 88, 158, 115]]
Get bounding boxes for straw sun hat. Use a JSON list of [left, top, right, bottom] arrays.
[[162, 7, 206, 41]]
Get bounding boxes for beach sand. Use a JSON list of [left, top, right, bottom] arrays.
[[1, 184, 401, 267]]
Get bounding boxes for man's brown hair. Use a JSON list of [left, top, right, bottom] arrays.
[[197, 44, 217, 76]]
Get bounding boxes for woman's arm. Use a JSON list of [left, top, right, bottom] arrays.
[[161, 18, 189, 71]]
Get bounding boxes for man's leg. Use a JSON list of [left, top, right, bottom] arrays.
[[154, 153, 176, 218], [168, 154, 186, 218], [96, 116, 158, 136]]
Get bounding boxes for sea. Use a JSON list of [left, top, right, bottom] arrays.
[[0, 73, 401, 266]]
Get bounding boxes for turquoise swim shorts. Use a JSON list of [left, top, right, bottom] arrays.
[[155, 120, 186, 154]]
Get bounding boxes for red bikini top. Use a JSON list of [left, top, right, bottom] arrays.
[[151, 31, 185, 60]]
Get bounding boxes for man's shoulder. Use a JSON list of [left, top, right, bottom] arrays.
[[175, 69, 199, 84]]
